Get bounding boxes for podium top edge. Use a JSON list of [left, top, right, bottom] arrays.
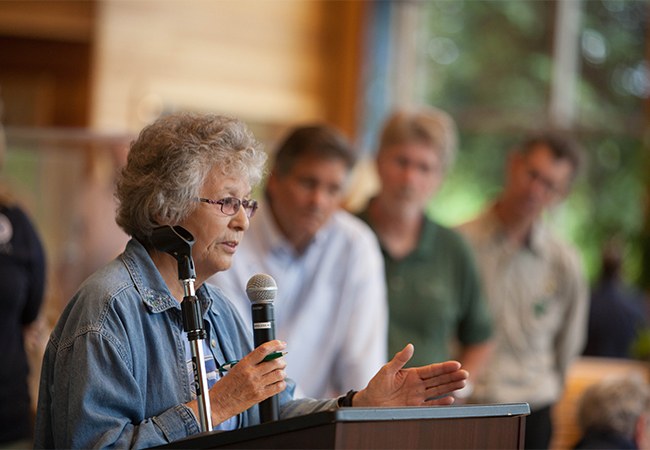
[[334, 403, 531, 420], [153, 403, 530, 449]]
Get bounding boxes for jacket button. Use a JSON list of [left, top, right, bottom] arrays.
[[211, 339, 217, 347]]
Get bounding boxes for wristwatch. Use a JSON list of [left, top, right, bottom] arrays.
[[338, 389, 357, 407]]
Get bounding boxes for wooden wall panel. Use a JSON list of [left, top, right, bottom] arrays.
[[0, 36, 92, 126], [320, 1, 366, 138], [91, 0, 358, 133], [0, 0, 367, 136]]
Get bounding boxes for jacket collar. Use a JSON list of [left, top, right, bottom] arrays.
[[120, 238, 218, 316]]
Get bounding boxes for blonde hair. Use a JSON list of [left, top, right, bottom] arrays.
[[379, 106, 458, 171]]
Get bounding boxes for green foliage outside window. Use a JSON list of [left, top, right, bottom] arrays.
[[417, 0, 647, 285]]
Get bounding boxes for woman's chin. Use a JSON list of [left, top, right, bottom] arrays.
[[216, 258, 234, 274], [200, 258, 233, 279]]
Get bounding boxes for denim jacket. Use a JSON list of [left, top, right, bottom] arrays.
[[34, 239, 337, 449]]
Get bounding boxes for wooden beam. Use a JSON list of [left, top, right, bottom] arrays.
[[0, 0, 95, 42]]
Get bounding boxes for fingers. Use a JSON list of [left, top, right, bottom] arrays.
[[250, 340, 286, 364], [384, 343, 414, 375], [261, 367, 287, 389], [423, 395, 456, 407], [217, 352, 287, 398], [264, 379, 287, 397], [415, 364, 468, 405], [423, 379, 468, 401], [205, 342, 289, 425], [252, 365, 287, 403], [227, 341, 288, 382], [415, 360, 463, 380], [257, 356, 287, 385], [421, 368, 469, 389]]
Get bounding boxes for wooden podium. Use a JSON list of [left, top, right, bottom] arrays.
[[160, 403, 529, 449]]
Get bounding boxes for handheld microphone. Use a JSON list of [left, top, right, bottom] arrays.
[[246, 274, 280, 423]]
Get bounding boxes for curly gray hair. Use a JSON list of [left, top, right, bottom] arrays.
[[115, 112, 267, 248], [378, 106, 458, 172], [577, 374, 650, 441]]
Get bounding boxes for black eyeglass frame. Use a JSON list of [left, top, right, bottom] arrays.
[[196, 197, 259, 218]]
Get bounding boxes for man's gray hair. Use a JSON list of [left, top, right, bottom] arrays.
[[378, 106, 458, 172], [115, 112, 267, 248], [577, 374, 650, 441]]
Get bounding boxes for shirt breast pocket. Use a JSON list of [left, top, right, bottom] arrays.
[[529, 277, 564, 334]]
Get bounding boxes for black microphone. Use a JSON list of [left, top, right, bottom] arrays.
[[246, 274, 280, 423]]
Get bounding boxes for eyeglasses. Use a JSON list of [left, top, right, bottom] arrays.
[[197, 197, 259, 218], [524, 168, 565, 195]]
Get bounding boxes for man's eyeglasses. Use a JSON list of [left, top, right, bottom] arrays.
[[524, 168, 565, 195], [197, 197, 259, 218]]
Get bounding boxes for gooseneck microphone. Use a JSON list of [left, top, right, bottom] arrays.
[[246, 274, 280, 423]]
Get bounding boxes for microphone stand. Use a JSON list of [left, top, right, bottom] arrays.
[[152, 225, 213, 432]]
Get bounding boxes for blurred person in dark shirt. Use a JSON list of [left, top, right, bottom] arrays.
[[584, 238, 647, 359], [0, 103, 46, 448]]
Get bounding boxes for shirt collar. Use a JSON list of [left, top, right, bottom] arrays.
[[482, 205, 545, 257], [357, 206, 437, 261], [411, 216, 439, 259], [256, 200, 334, 258], [256, 202, 292, 254]]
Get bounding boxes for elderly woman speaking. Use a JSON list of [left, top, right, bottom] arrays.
[[34, 113, 468, 449]]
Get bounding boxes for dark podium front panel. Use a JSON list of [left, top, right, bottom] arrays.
[[158, 403, 530, 449]]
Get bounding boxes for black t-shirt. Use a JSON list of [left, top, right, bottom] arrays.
[[0, 205, 45, 443]]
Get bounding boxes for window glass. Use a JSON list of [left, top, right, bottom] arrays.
[[415, 0, 647, 281]]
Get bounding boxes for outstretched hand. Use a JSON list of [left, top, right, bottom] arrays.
[[353, 344, 469, 407]]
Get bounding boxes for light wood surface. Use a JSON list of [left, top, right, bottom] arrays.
[[90, 0, 365, 134], [0, 0, 365, 135]]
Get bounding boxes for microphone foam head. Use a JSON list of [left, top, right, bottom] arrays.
[[246, 274, 277, 303]]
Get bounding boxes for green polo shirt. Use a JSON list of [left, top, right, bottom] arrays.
[[358, 210, 493, 367]]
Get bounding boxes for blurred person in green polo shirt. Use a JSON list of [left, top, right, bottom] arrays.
[[357, 106, 494, 401]]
